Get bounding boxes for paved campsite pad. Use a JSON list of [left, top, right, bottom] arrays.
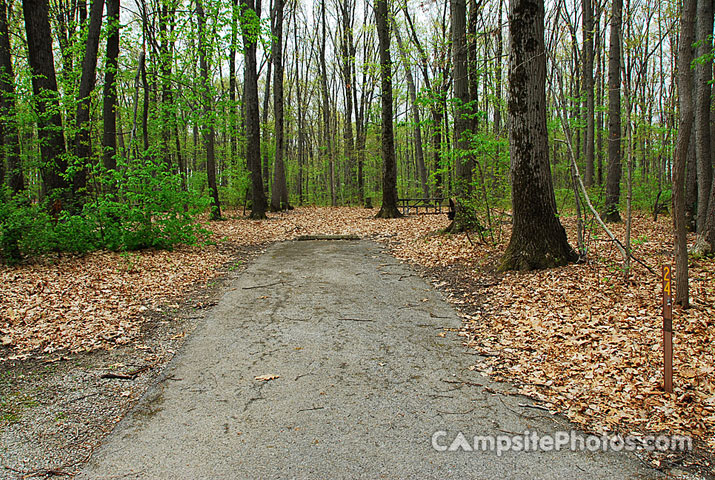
[[80, 240, 657, 479]]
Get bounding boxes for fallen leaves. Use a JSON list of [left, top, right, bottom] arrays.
[[450, 215, 715, 452], [1, 207, 713, 453]]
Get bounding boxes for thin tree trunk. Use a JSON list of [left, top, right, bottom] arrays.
[[582, 0, 595, 187], [604, 0, 623, 222], [493, 0, 503, 137], [595, 9, 604, 185], [73, 0, 104, 196], [0, 0, 23, 193], [158, 0, 177, 170], [196, 0, 220, 219], [394, 26, 428, 199], [261, 41, 272, 198], [340, 0, 356, 200], [241, 0, 267, 218], [270, 0, 289, 211], [103, 0, 120, 174], [229, 0, 238, 164], [318, 0, 335, 206]]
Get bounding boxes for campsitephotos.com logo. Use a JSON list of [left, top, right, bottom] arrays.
[[431, 430, 692, 456]]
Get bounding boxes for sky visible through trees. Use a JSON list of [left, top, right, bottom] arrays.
[[0, 0, 713, 281]]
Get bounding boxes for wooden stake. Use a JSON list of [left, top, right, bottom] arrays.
[[663, 265, 673, 393]]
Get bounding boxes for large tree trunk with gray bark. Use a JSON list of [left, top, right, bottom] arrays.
[[23, 0, 68, 202], [673, 0, 696, 306], [374, 0, 401, 218], [499, 0, 576, 271]]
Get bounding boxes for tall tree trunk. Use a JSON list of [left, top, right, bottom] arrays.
[[354, 36, 374, 206], [141, 50, 150, 153], [261, 37, 272, 198], [582, 0, 595, 187], [451, 0, 472, 197], [467, 0, 479, 135], [340, 0, 356, 200], [402, 4, 446, 197], [23, 0, 69, 201], [229, 0, 238, 164], [295, 33, 304, 205], [500, 0, 576, 271], [374, 0, 401, 218], [73, 0, 104, 196], [673, 0, 696, 306], [0, 0, 23, 193], [494, 0, 503, 137], [595, 8, 604, 185], [241, 0, 267, 218], [196, 0, 220, 219], [53, 0, 76, 89], [270, 0, 289, 211], [158, 0, 177, 170], [318, 0, 335, 206], [103, 0, 119, 174], [694, 0, 713, 233], [394, 26, 428, 199], [603, 0, 623, 222]]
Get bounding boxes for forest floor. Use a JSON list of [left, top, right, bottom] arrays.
[[0, 206, 714, 477]]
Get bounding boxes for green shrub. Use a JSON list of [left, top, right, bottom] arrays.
[[0, 157, 210, 263]]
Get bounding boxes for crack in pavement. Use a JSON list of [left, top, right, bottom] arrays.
[[79, 240, 659, 479]]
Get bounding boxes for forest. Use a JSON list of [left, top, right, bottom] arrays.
[[1, 0, 715, 475], [1, 0, 713, 271]]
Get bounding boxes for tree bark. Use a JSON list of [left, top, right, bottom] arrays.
[[241, 0, 267, 218], [595, 8, 603, 185], [229, 0, 238, 164], [23, 0, 69, 200], [294, 26, 304, 205], [374, 0, 401, 218], [158, 0, 177, 170], [685, 127, 697, 230], [451, 0, 472, 197], [582, 0, 595, 187], [318, 0, 335, 206], [494, 0, 504, 137], [394, 26, 428, 199], [261, 22, 272, 199], [340, 0, 356, 199], [500, 0, 576, 271], [673, 0, 696, 307], [270, 0, 289, 211], [73, 0, 104, 195], [603, 0, 623, 222], [196, 0, 221, 219], [0, 0, 23, 193], [694, 0, 713, 234], [103, 0, 119, 174]]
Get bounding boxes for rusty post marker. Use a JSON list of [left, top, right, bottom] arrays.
[[662, 265, 673, 393]]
